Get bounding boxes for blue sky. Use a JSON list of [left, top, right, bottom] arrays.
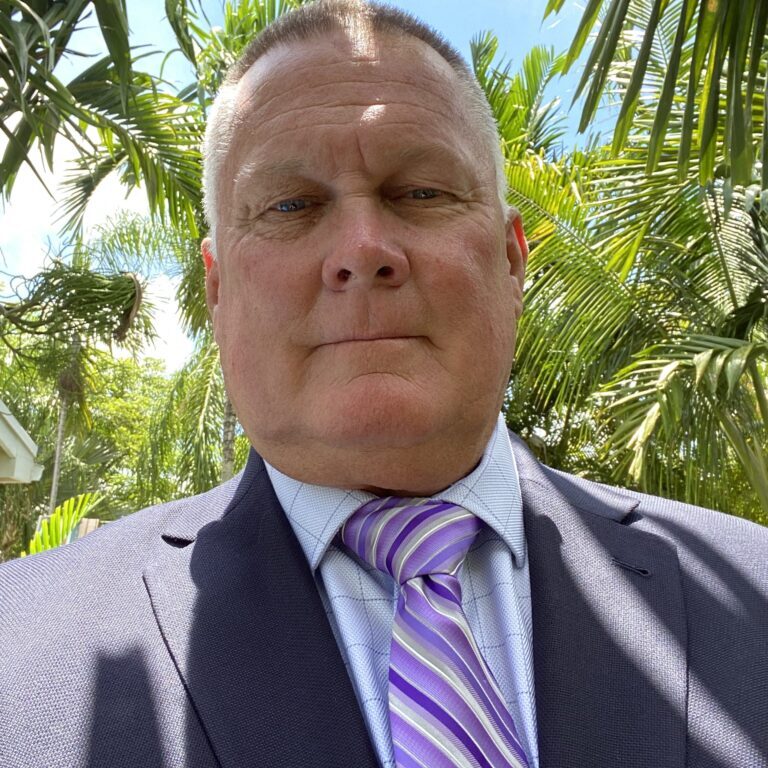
[[0, 1, 584, 368], [119, 1, 584, 87]]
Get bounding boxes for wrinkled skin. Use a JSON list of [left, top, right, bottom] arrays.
[[203, 30, 527, 495]]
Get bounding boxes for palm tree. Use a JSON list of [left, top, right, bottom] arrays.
[[0, 256, 149, 352], [1, 1, 202, 233], [0, 250, 155, 559], [137, 332, 230, 504], [1, 253, 149, 517], [0, 343, 172, 561], [2, 2, 305, 521], [545, 0, 767, 188], [91, 1, 310, 498], [497, 4, 768, 520], [1, 0, 130, 193]]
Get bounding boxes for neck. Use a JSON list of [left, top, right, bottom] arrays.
[[253, 419, 497, 496]]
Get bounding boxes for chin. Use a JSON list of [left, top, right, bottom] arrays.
[[315, 385, 447, 449]]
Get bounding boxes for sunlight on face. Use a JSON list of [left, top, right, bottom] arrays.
[[204, 31, 526, 493], [341, 12, 378, 58], [360, 104, 386, 123]]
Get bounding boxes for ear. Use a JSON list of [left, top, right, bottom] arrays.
[[505, 206, 528, 282], [202, 237, 220, 321]]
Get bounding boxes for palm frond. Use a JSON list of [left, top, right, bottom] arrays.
[[137, 336, 225, 504], [472, 35, 567, 157], [0, 259, 151, 350], [21, 492, 103, 557], [56, 57, 203, 234], [602, 334, 768, 517], [0, 0, 133, 195], [546, 0, 768, 186]]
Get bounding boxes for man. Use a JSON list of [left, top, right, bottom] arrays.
[[1, 2, 766, 767]]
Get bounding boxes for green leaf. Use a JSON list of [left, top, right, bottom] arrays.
[[722, 177, 733, 219], [3, 12, 30, 86], [22, 493, 103, 557], [694, 348, 715, 386], [647, 0, 696, 173], [746, 0, 768, 140], [726, 0, 753, 185], [677, 0, 720, 179], [577, 0, 633, 132], [563, 0, 605, 71], [763, 68, 768, 192], [697, 1, 729, 185], [21, 493, 102, 556], [0, 119, 53, 199], [92, 0, 132, 111], [165, 0, 197, 66], [543, 0, 567, 17], [612, 0, 667, 154], [723, 344, 753, 399]]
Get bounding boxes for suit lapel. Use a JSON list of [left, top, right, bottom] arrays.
[[143, 451, 380, 768], [143, 433, 689, 768], [512, 436, 688, 768]]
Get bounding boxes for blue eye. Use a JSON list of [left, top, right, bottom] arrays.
[[408, 188, 441, 200], [273, 199, 307, 212]]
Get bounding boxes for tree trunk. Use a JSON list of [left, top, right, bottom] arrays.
[[221, 395, 237, 482], [49, 335, 81, 515], [49, 397, 68, 515]]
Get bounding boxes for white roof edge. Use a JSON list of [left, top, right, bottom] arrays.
[[0, 399, 39, 456]]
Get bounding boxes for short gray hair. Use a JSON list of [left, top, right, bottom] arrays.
[[202, 0, 507, 249]]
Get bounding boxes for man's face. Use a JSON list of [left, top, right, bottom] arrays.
[[204, 30, 527, 492]]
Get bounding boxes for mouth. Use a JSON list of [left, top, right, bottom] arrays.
[[321, 334, 418, 346]]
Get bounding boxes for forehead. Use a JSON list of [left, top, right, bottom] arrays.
[[222, 30, 482, 178], [235, 28, 467, 114]]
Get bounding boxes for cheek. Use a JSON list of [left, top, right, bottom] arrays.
[[443, 234, 518, 362], [428, 228, 509, 312], [219, 244, 314, 334]]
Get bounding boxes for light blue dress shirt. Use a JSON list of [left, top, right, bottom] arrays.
[[265, 413, 539, 768]]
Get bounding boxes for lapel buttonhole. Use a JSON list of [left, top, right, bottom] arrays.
[[611, 556, 652, 578], [161, 534, 192, 549]]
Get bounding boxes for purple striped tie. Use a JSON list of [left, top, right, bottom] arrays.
[[341, 497, 530, 768]]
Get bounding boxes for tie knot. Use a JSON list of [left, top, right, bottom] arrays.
[[340, 497, 481, 585]]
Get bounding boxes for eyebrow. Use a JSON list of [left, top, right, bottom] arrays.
[[395, 144, 467, 167], [233, 142, 475, 191], [236, 158, 308, 182]]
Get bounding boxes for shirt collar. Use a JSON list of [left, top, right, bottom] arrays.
[[265, 413, 526, 571]]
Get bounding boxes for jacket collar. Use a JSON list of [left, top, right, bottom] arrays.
[[143, 450, 381, 768], [511, 433, 688, 768]]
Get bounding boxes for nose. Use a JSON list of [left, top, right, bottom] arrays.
[[322, 202, 410, 291]]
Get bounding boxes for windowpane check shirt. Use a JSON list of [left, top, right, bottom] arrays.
[[265, 413, 539, 768]]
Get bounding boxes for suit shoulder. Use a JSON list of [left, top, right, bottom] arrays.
[[548, 464, 768, 571], [0, 472, 246, 611], [627, 484, 768, 565], [510, 432, 768, 565]]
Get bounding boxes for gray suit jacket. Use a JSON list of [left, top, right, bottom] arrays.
[[1, 434, 767, 767]]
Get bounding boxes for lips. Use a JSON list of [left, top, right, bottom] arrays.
[[320, 334, 418, 346]]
